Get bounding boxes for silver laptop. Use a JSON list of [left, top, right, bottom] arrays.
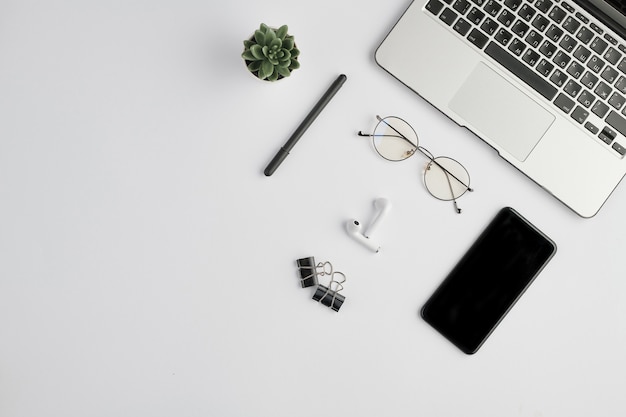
[[376, 0, 626, 217]]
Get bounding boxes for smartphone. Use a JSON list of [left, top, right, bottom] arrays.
[[420, 207, 557, 354]]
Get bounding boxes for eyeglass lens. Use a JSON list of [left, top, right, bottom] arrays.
[[372, 116, 418, 161], [424, 156, 471, 201]]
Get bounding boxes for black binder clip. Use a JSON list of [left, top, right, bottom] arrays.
[[296, 256, 347, 312], [296, 256, 332, 288], [312, 271, 346, 312]]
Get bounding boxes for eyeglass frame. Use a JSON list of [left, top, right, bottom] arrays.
[[358, 115, 474, 213]]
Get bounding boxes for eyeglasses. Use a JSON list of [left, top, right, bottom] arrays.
[[358, 115, 473, 213]]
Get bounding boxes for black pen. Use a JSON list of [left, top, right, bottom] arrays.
[[264, 74, 347, 176]]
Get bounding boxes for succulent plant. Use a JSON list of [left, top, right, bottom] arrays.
[[242, 23, 300, 81]]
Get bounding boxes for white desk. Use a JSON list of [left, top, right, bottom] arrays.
[[1, 1, 624, 415]]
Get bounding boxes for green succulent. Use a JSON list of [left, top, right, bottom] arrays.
[[242, 23, 300, 81]]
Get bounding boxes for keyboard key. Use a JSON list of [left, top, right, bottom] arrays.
[[518, 4, 536, 21], [604, 33, 618, 45], [613, 138, 626, 154], [453, 0, 472, 13], [468, 7, 485, 24], [611, 142, 626, 156], [604, 47, 622, 65], [504, 0, 522, 11], [532, 15, 550, 31], [590, 37, 609, 54], [485, 42, 558, 99], [591, 23, 603, 34], [567, 61, 585, 78], [454, 18, 472, 36], [535, 0, 553, 14], [608, 92, 626, 110], [574, 45, 591, 63], [563, 16, 582, 34], [481, 18, 499, 35], [584, 121, 599, 134], [555, 93, 575, 112], [511, 20, 530, 37], [587, 55, 605, 73], [522, 49, 541, 66], [600, 133, 614, 145], [552, 51, 571, 68], [539, 40, 557, 58], [612, 142, 626, 156], [599, 126, 616, 144], [546, 24, 564, 42], [601, 67, 618, 84], [440, 8, 459, 25], [526, 30, 543, 48], [592, 101, 610, 118], [559, 35, 577, 53], [595, 81, 613, 100], [483, 0, 502, 17], [495, 28, 513, 46], [497, 9, 515, 26], [581, 71, 599, 88], [571, 106, 589, 123], [426, 0, 445, 14], [467, 28, 489, 48], [561, 2, 575, 13], [575, 12, 589, 24], [564, 79, 582, 97], [606, 111, 626, 137], [618, 58, 626, 74], [508, 38, 526, 56], [548, 6, 566, 24], [615, 76, 626, 94], [577, 90, 596, 107], [549, 69, 568, 87], [576, 27, 595, 44], [537, 59, 554, 76]]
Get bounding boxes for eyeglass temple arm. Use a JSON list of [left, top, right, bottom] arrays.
[[443, 168, 463, 214], [356, 131, 418, 149], [357, 115, 419, 148]]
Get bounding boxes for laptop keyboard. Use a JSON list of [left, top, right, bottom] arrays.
[[425, 0, 626, 157]]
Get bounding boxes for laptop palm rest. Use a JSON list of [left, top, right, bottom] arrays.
[[449, 63, 555, 161]]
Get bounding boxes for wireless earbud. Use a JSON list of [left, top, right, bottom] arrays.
[[346, 219, 380, 252], [365, 198, 392, 238], [345, 197, 391, 252]]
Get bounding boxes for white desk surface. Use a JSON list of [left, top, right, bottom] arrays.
[[1, 1, 625, 416]]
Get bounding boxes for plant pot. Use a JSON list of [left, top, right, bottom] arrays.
[[241, 24, 300, 82]]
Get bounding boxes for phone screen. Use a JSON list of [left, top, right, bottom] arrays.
[[420, 207, 557, 354]]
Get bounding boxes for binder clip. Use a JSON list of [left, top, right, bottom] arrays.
[[312, 271, 346, 312], [295, 256, 347, 312], [296, 256, 332, 288]]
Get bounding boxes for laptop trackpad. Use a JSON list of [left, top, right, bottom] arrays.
[[449, 63, 554, 161]]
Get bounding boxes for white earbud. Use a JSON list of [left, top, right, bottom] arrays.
[[365, 198, 392, 238], [346, 219, 380, 252]]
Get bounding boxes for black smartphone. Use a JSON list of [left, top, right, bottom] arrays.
[[420, 207, 557, 354]]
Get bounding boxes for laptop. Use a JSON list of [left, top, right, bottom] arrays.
[[376, 0, 626, 217]]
